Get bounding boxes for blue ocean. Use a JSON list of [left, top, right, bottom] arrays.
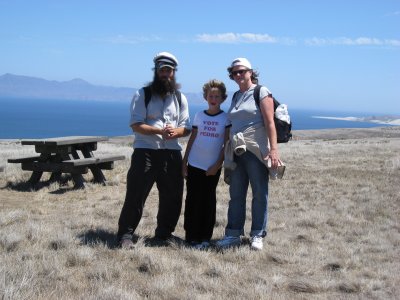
[[0, 98, 393, 139]]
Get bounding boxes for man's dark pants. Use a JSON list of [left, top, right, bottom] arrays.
[[117, 148, 183, 242]]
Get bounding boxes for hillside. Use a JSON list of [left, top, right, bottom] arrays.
[[0, 73, 205, 103]]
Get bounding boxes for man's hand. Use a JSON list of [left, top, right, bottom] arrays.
[[163, 124, 176, 139], [163, 124, 188, 139]]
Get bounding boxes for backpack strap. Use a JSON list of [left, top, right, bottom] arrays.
[[252, 85, 292, 143], [232, 90, 239, 100], [143, 86, 181, 108], [175, 90, 182, 108], [253, 84, 280, 110], [253, 85, 262, 107], [143, 86, 151, 108]]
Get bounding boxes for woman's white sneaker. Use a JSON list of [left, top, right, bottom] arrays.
[[250, 236, 263, 250]]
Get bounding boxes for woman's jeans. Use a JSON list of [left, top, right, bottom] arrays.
[[225, 151, 269, 238]]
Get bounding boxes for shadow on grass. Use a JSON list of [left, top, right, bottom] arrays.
[[4, 181, 78, 194], [5, 180, 46, 192], [77, 231, 252, 251], [142, 235, 186, 248], [5, 177, 107, 194], [78, 228, 120, 249], [4, 175, 73, 192]]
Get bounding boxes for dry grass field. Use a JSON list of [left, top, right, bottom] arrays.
[[1, 127, 399, 299]]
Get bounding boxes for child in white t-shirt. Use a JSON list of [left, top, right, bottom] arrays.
[[182, 79, 231, 249]]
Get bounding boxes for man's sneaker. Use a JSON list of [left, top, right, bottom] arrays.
[[250, 236, 263, 251], [193, 241, 210, 250], [120, 239, 135, 249], [216, 236, 241, 249]]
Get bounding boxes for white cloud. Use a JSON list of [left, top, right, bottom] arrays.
[[385, 39, 400, 46], [305, 37, 400, 47], [385, 11, 400, 16], [195, 33, 278, 44], [195, 32, 400, 48], [98, 34, 162, 44], [99, 33, 399, 48]]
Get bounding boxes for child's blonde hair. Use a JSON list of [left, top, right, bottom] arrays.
[[202, 79, 228, 102]]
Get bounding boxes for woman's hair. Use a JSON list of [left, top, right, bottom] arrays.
[[228, 69, 259, 84], [202, 79, 228, 102]]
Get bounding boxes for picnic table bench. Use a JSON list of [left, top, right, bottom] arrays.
[[7, 136, 125, 189]]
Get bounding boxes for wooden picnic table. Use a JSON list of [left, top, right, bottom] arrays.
[[8, 136, 125, 189]]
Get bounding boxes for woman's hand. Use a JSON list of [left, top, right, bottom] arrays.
[[265, 149, 280, 169]]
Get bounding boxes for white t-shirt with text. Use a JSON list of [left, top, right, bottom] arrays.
[[188, 110, 231, 171]]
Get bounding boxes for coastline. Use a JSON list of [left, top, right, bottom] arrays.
[[103, 126, 400, 145], [291, 126, 400, 140], [312, 116, 400, 126], [2, 126, 400, 145]]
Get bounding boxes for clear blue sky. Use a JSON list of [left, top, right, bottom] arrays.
[[1, 0, 399, 114]]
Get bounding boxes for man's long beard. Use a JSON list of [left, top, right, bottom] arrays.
[[149, 74, 180, 97]]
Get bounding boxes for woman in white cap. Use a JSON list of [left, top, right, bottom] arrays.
[[216, 58, 280, 250]]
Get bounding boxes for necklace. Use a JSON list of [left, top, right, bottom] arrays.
[[234, 85, 253, 109]]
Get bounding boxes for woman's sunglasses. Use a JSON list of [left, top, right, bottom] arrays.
[[230, 69, 250, 76]]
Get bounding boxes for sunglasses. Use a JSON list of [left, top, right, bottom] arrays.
[[231, 69, 250, 76]]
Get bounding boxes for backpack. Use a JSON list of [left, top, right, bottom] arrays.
[[233, 85, 292, 143], [143, 86, 182, 109]]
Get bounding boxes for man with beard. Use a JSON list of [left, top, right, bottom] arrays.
[[117, 52, 191, 249]]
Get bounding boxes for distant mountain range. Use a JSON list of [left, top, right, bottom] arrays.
[[0, 73, 205, 103]]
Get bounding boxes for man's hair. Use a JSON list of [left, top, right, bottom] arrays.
[[202, 79, 228, 102], [147, 69, 181, 96]]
